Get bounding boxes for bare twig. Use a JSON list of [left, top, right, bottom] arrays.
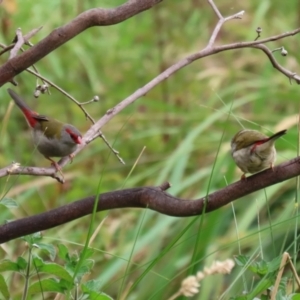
[[271, 252, 300, 300], [80, 96, 99, 105], [0, 44, 14, 56], [26, 68, 96, 123], [254, 27, 262, 41], [252, 44, 300, 83], [22, 26, 43, 46], [1, 163, 64, 183], [9, 28, 24, 59], [9, 27, 42, 59], [206, 8, 245, 48], [207, 0, 223, 19], [271, 252, 289, 300], [288, 255, 300, 288]]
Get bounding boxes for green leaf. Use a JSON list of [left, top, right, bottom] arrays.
[[0, 259, 19, 272], [32, 254, 44, 269], [22, 232, 42, 245], [83, 290, 113, 300], [82, 279, 102, 292], [278, 277, 287, 294], [80, 248, 95, 260], [267, 256, 282, 273], [39, 263, 73, 282], [0, 198, 18, 208], [275, 289, 286, 300], [58, 278, 74, 290], [16, 256, 28, 271], [57, 244, 69, 261], [34, 242, 56, 261], [290, 294, 300, 300], [75, 262, 94, 283], [28, 278, 65, 294], [247, 278, 273, 299], [249, 260, 269, 276], [0, 274, 9, 299], [234, 255, 279, 276], [234, 255, 250, 267]]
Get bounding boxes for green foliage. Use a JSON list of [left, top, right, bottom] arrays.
[[231, 255, 300, 300], [1, 0, 300, 299], [0, 233, 111, 299]]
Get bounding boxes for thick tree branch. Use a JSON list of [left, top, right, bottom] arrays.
[[0, 0, 163, 86], [1, 157, 299, 243]]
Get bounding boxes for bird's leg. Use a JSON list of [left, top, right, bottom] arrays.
[[45, 156, 64, 179], [69, 153, 75, 164], [270, 163, 274, 171], [241, 173, 247, 180]]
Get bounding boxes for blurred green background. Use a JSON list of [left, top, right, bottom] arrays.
[[0, 0, 300, 299]]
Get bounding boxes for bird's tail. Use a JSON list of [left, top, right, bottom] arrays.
[[7, 89, 38, 127], [268, 129, 287, 142]]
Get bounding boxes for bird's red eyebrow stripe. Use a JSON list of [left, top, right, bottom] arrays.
[[250, 139, 268, 153], [65, 128, 82, 144]]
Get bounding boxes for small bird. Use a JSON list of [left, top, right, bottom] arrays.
[[231, 129, 286, 179], [8, 89, 82, 173]]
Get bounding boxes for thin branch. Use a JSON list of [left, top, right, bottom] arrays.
[[0, 0, 164, 86], [288, 255, 300, 288], [271, 253, 289, 300], [1, 156, 300, 243], [0, 44, 14, 56], [26, 68, 96, 123], [0, 163, 64, 183], [252, 44, 300, 83], [206, 10, 245, 48], [9, 28, 24, 59], [22, 26, 43, 46], [9, 26, 43, 59], [207, 0, 223, 19], [25, 68, 125, 164]]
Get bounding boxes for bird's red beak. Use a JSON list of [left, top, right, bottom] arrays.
[[76, 136, 83, 144]]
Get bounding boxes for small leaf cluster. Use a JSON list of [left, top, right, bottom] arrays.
[[0, 233, 112, 300]]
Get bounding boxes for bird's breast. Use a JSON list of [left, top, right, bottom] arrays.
[[33, 129, 77, 157]]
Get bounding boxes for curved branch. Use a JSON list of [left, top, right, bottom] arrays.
[[1, 157, 299, 243], [252, 44, 300, 83], [0, 0, 163, 86]]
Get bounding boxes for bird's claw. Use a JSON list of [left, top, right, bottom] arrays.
[[46, 158, 65, 182], [241, 174, 247, 181], [51, 162, 65, 181]]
